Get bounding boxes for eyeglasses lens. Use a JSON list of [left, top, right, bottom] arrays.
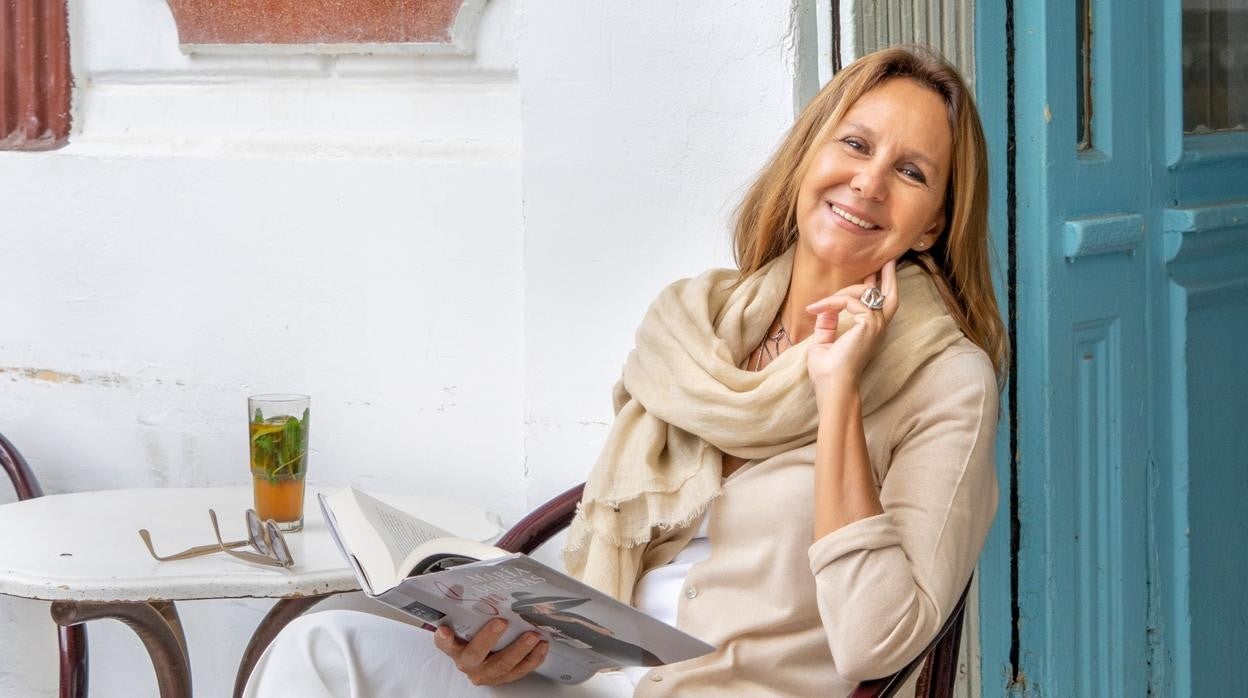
[[265, 520, 293, 566], [246, 510, 273, 556]]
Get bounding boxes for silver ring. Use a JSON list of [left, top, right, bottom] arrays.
[[860, 287, 885, 311]]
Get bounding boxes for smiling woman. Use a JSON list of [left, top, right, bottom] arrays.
[[795, 78, 952, 288], [246, 46, 1006, 698], [734, 46, 1006, 379]]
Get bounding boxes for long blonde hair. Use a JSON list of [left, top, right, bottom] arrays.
[[732, 46, 1008, 380]]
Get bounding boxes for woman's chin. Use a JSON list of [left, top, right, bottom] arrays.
[[798, 233, 879, 276]]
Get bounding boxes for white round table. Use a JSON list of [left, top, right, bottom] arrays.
[[0, 486, 500, 697]]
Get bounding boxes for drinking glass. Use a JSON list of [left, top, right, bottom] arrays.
[[248, 394, 310, 532]]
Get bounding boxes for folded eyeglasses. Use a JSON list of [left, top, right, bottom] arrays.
[[139, 509, 294, 568]]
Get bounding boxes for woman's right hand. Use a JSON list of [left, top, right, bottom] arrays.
[[433, 620, 550, 686]]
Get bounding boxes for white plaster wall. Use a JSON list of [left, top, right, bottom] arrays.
[[0, 0, 802, 696], [518, 1, 801, 509]]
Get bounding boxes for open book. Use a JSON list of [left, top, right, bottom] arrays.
[[319, 487, 715, 685]]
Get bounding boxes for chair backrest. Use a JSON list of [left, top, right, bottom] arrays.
[[497, 482, 968, 698], [0, 432, 88, 698], [0, 432, 44, 500]]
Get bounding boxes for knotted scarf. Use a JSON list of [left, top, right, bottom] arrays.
[[562, 246, 965, 602]]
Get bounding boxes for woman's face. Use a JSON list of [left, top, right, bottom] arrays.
[[794, 77, 953, 281]]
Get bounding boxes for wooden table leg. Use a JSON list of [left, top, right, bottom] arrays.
[[232, 593, 336, 698], [57, 625, 88, 698], [150, 600, 190, 660], [51, 600, 191, 698]]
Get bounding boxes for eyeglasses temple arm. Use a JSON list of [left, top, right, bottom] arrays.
[[138, 529, 249, 562]]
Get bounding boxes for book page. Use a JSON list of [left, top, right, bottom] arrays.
[[322, 487, 459, 593], [350, 489, 455, 569]]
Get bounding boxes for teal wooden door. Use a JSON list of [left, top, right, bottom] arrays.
[[973, 1, 1248, 695]]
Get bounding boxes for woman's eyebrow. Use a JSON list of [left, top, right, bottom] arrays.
[[842, 120, 939, 171], [904, 150, 939, 172], [843, 120, 874, 137]]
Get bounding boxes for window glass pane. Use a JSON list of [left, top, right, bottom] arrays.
[[1183, 0, 1248, 133]]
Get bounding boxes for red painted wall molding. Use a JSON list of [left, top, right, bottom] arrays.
[[0, 0, 72, 151], [165, 0, 486, 54]]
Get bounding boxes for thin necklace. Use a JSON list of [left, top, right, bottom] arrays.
[[750, 317, 793, 371]]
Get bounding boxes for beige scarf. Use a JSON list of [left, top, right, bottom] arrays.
[[562, 246, 964, 602]]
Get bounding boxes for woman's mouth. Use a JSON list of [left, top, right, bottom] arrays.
[[828, 203, 880, 230]]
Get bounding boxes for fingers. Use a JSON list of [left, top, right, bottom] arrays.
[[826, 283, 875, 303], [474, 632, 545, 685], [806, 293, 880, 341], [805, 295, 848, 317], [880, 259, 900, 319], [434, 621, 549, 687], [808, 295, 872, 316], [496, 639, 550, 683], [804, 260, 905, 346], [880, 260, 897, 298], [823, 263, 900, 317], [456, 619, 508, 671], [809, 303, 841, 345], [433, 624, 466, 658]]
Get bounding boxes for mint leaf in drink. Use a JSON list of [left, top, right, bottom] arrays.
[[249, 409, 308, 480], [276, 416, 307, 477]]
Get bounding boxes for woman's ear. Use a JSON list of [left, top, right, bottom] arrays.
[[913, 214, 944, 251]]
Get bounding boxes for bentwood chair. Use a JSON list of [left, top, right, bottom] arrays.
[[496, 483, 972, 698], [0, 432, 89, 698]]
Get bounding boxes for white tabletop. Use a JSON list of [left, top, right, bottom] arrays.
[[0, 486, 500, 603]]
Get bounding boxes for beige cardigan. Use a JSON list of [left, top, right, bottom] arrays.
[[630, 337, 999, 697]]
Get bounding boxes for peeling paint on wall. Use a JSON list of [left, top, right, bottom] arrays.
[[0, 367, 127, 387]]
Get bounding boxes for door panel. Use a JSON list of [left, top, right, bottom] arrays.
[[977, 0, 1248, 695], [975, 0, 1154, 694], [1157, 203, 1248, 695]]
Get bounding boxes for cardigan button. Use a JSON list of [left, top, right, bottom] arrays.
[[684, 585, 698, 599], [649, 674, 663, 682]]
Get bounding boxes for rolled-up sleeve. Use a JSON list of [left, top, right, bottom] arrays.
[[807, 348, 999, 681]]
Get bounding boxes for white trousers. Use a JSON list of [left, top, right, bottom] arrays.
[[242, 610, 639, 698]]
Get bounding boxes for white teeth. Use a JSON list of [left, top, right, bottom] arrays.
[[830, 204, 877, 230]]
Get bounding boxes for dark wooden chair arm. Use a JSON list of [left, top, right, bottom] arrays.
[[494, 481, 970, 698], [495, 483, 584, 554], [1, 432, 88, 698]]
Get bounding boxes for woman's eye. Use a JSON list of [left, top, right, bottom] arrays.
[[900, 166, 927, 184], [842, 137, 866, 152]]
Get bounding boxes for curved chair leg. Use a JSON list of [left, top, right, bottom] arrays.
[[232, 593, 335, 698], [51, 600, 191, 698], [57, 625, 88, 698]]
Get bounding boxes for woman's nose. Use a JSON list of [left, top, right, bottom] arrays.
[[850, 164, 887, 201]]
